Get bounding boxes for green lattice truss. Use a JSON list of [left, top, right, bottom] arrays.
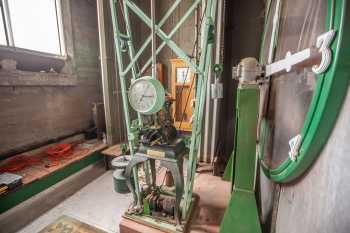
[[109, 0, 218, 219]]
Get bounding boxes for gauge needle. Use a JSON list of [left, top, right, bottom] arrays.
[[138, 94, 154, 103]]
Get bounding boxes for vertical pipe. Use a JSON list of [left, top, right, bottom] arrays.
[[150, 0, 156, 79], [97, 0, 113, 145], [202, 66, 212, 162], [210, 0, 225, 162], [202, 0, 211, 164]]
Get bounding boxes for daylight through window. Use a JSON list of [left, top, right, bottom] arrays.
[[0, 0, 64, 55]]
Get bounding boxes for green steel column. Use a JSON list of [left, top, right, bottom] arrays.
[[220, 84, 262, 233], [183, 0, 217, 217], [121, 0, 153, 186], [122, 0, 143, 125], [233, 85, 259, 191], [109, 0, 140, 205]]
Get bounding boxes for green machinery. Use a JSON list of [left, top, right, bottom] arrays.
[[109, 0, 218, 231], [221, 0, 350, 232], [108, 0, 350, 232]]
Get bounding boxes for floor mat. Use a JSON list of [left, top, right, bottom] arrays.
[[38, 215, 107, 233]]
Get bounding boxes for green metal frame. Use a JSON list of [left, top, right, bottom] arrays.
[[0, 151, 103, 214], [258, 0, 350, 182], [220, 85, 262, 233], [109, 0, 218, 223]]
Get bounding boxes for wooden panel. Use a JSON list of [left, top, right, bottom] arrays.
[[101, 143, 124, 157], [170, 58, 195, 132]]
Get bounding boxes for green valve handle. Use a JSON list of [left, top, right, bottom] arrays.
[[213, 64, 223, 76]]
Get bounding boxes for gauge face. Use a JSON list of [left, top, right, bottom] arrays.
[[260, 0, 327, 169], [128, 76, 165, 114]]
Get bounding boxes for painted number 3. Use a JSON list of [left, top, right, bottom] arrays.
[[312, 29, 336, 74]]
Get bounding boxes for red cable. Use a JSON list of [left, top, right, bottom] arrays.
[[0, 156, 42, 173], [0, 143, 73, 172], [46, 143, 72, 160], [46, 144, 73, 167]]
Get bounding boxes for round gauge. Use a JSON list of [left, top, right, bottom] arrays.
[[128, 76, 165, 115], [258, 0, 350, 182]]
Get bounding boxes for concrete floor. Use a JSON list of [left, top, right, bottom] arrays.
[[0, 161, 230, 233], [0, 161, 130, 233], [18, 171, 130, 233]]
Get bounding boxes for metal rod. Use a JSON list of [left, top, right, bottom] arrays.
[[210, 0, 225, 162], [97, 0, 114, 145], [150, 0, 156, 79]]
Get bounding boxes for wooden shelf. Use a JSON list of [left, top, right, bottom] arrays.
[[101, 143, 124, 157], [15, 141, 106, 185], [0, 140, 106, 214]]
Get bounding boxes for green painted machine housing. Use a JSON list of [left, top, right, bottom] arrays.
[[258, 0, 350, 183], [109, 0, 219, 228]]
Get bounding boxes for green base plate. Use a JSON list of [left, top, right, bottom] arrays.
[[220, 189, 262, 233]]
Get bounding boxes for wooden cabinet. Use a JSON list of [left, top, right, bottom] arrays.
[[170, 58, 196, 132]]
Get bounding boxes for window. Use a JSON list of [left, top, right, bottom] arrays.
[[0, 0, 64, 55]]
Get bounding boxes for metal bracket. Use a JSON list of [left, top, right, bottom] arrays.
[[232, 57, 262, 83], [233, 30, 336, 85], [211, 83, 223, 99]]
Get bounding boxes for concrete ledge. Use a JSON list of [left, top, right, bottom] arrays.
[[0, 150, 104, 214], [0, 70, 77, 86]]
